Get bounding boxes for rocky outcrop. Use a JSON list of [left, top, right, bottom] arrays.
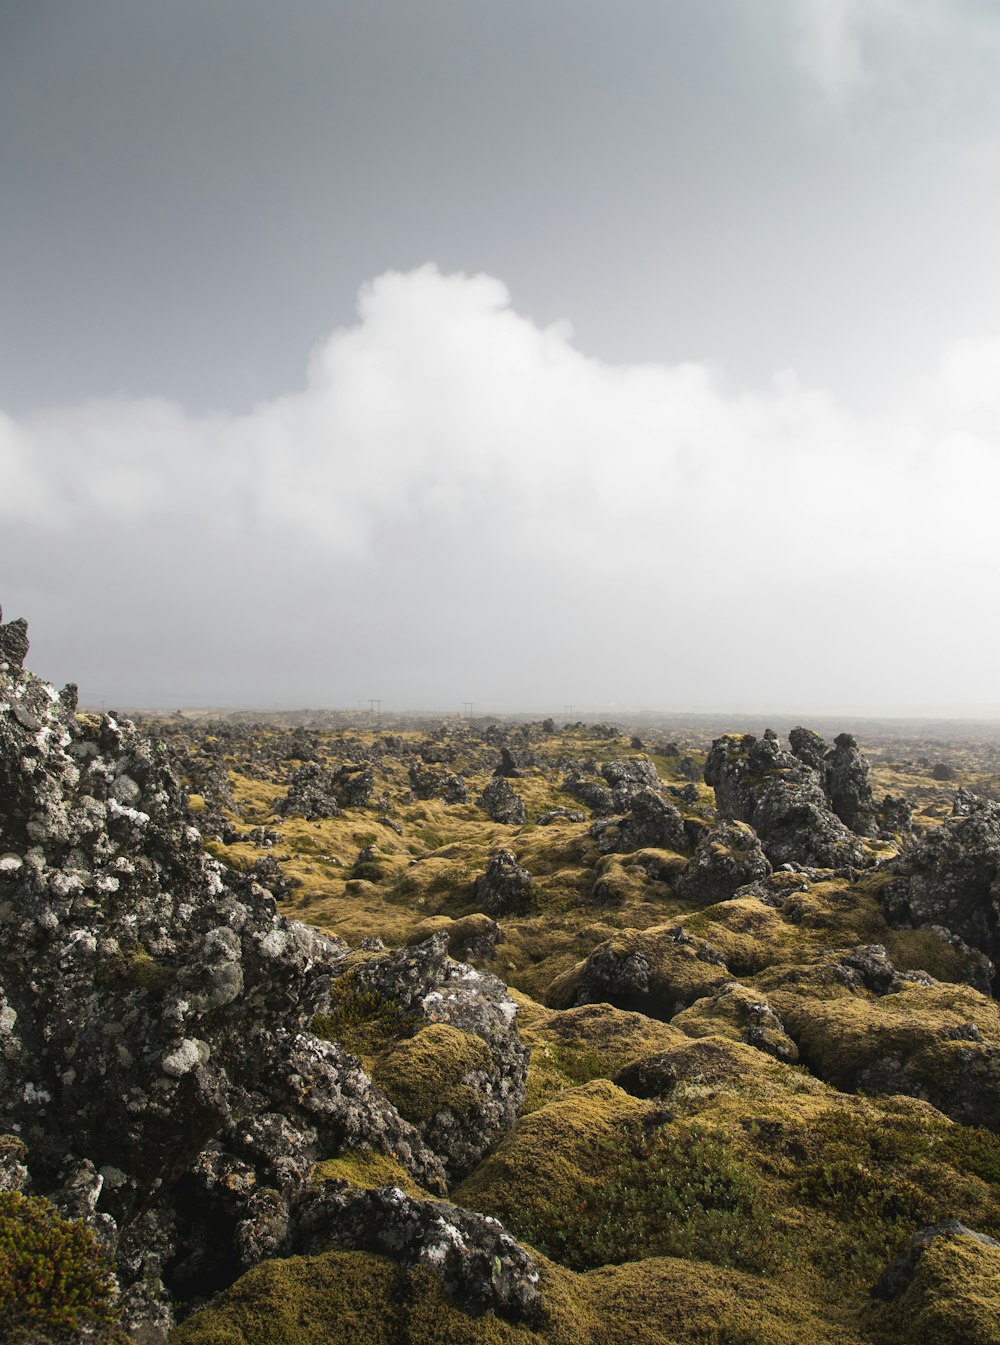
[[673, 820, 772, 905], [277, 762, 343, 819], [704, 732, 864, 869], [889, 791, 1000, 993], [333, 935, 529, 1182], [408, 764, 470, 804], [493, 747, 522, 779], [477, 776, 526, 825], [291, 1183, 541, 1319], [600, 757, 660, 808], [474, 850, 536, 917], [561, 771, 615, 816], [0, 606, 536, 1336], [591, 787, 687, 855], [825, 733, 879, 837]]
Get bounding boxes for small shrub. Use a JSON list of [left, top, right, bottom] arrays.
[[512, 1121, 784, 1274], [0, 1192, 118, 1335]]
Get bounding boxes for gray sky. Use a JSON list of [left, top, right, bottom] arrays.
[[3, 0, 1000, 714]]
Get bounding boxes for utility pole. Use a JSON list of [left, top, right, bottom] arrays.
[[369, 698, 382, 728], [463, 701, 474, 721]]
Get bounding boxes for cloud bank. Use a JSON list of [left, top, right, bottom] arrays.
[[3, 266, 998, 714]]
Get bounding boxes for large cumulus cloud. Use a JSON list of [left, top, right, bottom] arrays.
[[2, 266, 998, 713]]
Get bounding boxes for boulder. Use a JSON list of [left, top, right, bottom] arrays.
[[474, 850, 536, 917], [891, 791, 1000, 992], [673, 820, 772, 905], [477, 777, 526, 825]]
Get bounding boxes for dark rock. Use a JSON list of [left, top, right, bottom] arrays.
[[677, 756, 701, 782], [493, 747, 521, 778], [408, 764, 470, 804], [591, 787, 687, 855], [878, 793, 913, 837], [673, 820, 771, 904], [537, 807, 586, 825], [562, 772, 615, 816], [292, 1184, 541, 1320], [788, 726, 829, 774], [826, 733, 879, 837], [277, 762, 342, 819], [932, 762, 957, 781], [0, 611, 29, 668], [475, 850, 536, 917], [343, 935, 529, 1181], [890, 792, 1000, 991], [704, 733, 864, 870], [601, 757, 659, 789], [478, 777, 526, 825]]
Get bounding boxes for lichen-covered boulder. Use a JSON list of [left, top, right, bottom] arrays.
[[704, 733, 864, 869], [477, 776, 526, 825], [591, 787, 687, 856], [474, 849, 536, 917], [890, 791, 1000, 993], [276, 762, 342, 819], [329, 935, 529, 1182], [407, 764, 469, 804], [673, 820, 772, 905]]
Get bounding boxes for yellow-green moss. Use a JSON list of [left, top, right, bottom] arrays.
[[869, 1233, 1000, 1345], [374, 1023, 492, 1125], [0, 1192, 121, 1336], [310, 1150, 428, 1199]]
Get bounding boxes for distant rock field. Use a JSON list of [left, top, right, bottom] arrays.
[[1, 603, 998, 1345]]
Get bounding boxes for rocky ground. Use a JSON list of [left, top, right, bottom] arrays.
[[1, 605, 999, 1344]]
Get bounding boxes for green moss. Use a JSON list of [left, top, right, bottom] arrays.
[[455, 1081, 781, 1274], [311, 1150, 428, 1198], [96, 944, 176, 994], [0, 1192, 119, 1336], [375, 1023, 491, 1124]]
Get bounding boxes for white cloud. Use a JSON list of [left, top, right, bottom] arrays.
[[788, 0, 1000, 107], [3, 265, 999, 713]]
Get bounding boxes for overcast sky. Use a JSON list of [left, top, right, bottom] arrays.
[[3, 0, 1000, 715]]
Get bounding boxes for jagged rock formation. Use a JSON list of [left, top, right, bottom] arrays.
[[704, 731, 865, 869], [474, 850, 536, 917], [0, 607, 536, 1338], [590, 787, 687, 855], [888, 790, 1000, 992], [492, 747, 521, 778], [673, 820, 772, 904], [561, 770, 615, 816], [408, 763, 470, 803], [477, 776, 526, 825]]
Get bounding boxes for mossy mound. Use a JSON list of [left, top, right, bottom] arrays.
[[171, 1246, 861, 1345], [376, 1022, 493, 1126], [869, 1232, 1000, 1345], [545, 924, 732, 1018], [310, 1150, 431, 1199]]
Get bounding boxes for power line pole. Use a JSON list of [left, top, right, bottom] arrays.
[[369, 698, 382, 728], [463, 701, 474, 721]]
